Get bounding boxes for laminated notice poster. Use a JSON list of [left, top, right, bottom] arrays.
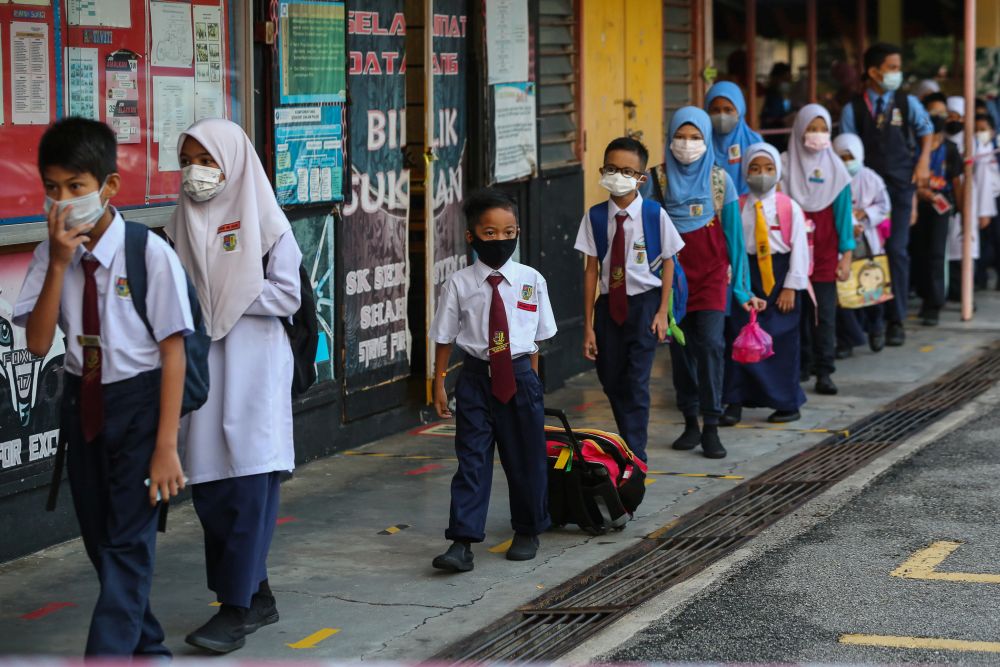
[[493, 82, 536, 182], [66, 47, 100, 120], [106, 51, 140, 144], [485, 0, 528, 84], [67, 0, 131, 28], [277, 0, 346, 104], [10, 22, 50, 125], [153, 76, 195, 171], [274, 106, 344, 206], [151, 1, 193, 69]]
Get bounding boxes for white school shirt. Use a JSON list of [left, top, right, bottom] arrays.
[[574, 193, 685, 295], [739, 192, 810, 291], [13, 210, 193, 382], [849, 167, 892, 255], [947, 142, 1000, 260], [180, 229, 302, 485], [429, 259, 557, 361]]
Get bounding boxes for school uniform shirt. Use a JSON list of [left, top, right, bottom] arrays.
[[573, 193, 685, 295], [850, 166, 893, 255], [839, 89, 934, 138], [181, 230, 302, 485], [947, 139, 1000, 261], [429, 258, 557, 360], [739, 193, 810, 290], [13, 210, 193, 381]]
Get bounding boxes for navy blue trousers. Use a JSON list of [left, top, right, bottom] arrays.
[[594, 289, 660, 461], [64, 370, 169, 658], [884, 184, 915, 323], [192, 471, 281, 608], [447, 355, 550, 543], [671, 309, 726, 424]]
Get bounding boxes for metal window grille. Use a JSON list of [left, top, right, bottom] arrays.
[[538, 0, 580, 170]]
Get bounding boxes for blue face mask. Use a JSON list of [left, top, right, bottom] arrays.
[[881, 71, 903, 92]]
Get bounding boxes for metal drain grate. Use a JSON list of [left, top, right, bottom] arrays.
[[432, 343, 1000, 664]]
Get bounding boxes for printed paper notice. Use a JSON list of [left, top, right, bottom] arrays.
[[153, 76, 195, 171], [486, 0, 528, 84], [66, 47, 99, 120], [106, 51, 140, 143], [151, 1, 193, 69], [494, 82, 537, 182], [10, 22, 50, 125], [67, 0, 131, 28]]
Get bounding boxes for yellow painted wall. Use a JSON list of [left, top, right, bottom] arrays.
[[582, 0, 663, 206], [978, 0, 1000, 48]]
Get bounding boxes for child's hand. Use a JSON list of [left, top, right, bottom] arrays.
[[776, 288, 796, 313], [148, 444, 185, 506], [47, 204, 93, 266], [853, 209, 866, 221], [650, 310, 669, 342], [743, 297, 767, 312], [837, 255, 853, 282], [582, 328, 598, 360], [433, 379, 452, 419]]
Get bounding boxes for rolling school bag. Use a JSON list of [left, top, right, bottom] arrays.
[[545, 408, 648, 534]]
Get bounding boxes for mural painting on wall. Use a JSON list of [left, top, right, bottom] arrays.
[[343, 1, 411, 392], [290, 214, 336, 382], [426, 0, 468, 380], [0, 253, 64, 480]]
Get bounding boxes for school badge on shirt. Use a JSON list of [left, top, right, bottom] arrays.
[[728, 144, 741, 164], [114, 276, 130, 298], [808, 168, 825, 184], [218, 221, 241, 253], [633, 240, 646, 264], [891, 108, 904, 126], [689, 204, 704, 217], [517, 284, 538, 311]]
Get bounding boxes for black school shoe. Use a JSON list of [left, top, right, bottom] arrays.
[[244, 591, 279, 634], [506, 534, 540, 561], [815, 375, 838, 395], [835, 346, 853, 360], [432, 541, 474, 572], [869, 328, 886, 352], [719, 404, 742, 427], [767, 409, 801, 423], [700, 424, 727, 459], [672, 416, 701, 450], [886, 322, 905, 346], [186, 605, 248, 654]]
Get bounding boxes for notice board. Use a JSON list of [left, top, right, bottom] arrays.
[[0, 0, 242, 227]]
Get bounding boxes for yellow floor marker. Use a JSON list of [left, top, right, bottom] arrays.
[[378, 524, 410, 536], [489, 538, 513, 553], [644, 478, 657, 486], [209, 601, 221, 607], [920, 345, 935, 353], [840, 634, 1000, 653], [891, 540, 1000, 583], [288, 628, 340, 649]]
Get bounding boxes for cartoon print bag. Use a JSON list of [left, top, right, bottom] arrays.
[[837, 251, 894, 309], [731, 309, 774, 364]]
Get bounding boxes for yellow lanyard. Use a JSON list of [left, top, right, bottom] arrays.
[[754, 200, 776, 296]]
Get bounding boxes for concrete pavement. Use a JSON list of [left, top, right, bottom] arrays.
[[1, 295, 999, 659]]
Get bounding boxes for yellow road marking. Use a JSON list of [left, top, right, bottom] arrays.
[[646, 470, 745, 480], [891, 540, 1000, 583], [378, 524, 410, 536], [288, 628, 340, 649], [644, 478, 657, 486], [673, 421, 849, 437], [489, 538, 513, 553], [646, 520, 679, 539], [209, 601, 221, 607], [839, 634, 1000, 653], [920, 345, 935, 353]]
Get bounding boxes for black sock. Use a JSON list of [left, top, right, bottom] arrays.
[[703, 423, 718, 435], [257, 579, 272, 597], [684, 415, 699, 431]]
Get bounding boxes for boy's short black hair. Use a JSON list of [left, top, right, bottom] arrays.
[[463, 188, 519, 233], [863, 42, 902, 76], [976, 113, 996, 130], [38, 117, 118, 183], [603, 137, 649, 170], [922, 92, 947, 108]]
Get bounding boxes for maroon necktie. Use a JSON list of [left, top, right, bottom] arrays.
[[81, 258, 104, 443], [609, 211, 628, 325], [486, 274, 516, 404]]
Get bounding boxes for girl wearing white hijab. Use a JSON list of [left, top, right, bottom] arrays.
[[721, 142, 808, 426], [832, 133, 892, 354], [781, 104, 855, 396], [167, 118, 302, 653]]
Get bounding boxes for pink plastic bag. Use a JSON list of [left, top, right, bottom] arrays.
[[732, 310, 774, 364], [876, 218, 892, 245]]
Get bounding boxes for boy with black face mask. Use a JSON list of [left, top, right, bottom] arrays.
[[428, 188, 557, 572]]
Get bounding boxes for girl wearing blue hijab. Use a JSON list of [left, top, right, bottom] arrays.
[[664, 107, 763, 460], [706, 82, 764, 195]]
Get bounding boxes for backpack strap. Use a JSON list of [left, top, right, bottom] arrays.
[[588, 201, 610, 261], [123, 221, 156, 341], [640, 198, 663, 276], [710, 166, 726, 215], [775, 192, 793, 246], [893, 91, 914, 149]]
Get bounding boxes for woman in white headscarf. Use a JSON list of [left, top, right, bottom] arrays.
[[167, 118, 302, 653], [781, 103, 855, 396], [721, 142, 808, 426]]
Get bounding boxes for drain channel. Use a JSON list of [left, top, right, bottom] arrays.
[[432, 343, 1000, 664]]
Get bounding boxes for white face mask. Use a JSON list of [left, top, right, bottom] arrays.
[[844, 159, 862, 176], [803, 131, 832, 152], [43, 179, 109, 230], [670, 138, 708, 165], [182, 164, 226, 202], [881, 71, 904, 92], [599, 171, 640, 197], [977, 131, 993, 146]]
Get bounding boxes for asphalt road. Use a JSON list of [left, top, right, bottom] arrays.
[[608, 403, 1000, 664]]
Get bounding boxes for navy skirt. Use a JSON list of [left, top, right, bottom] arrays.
[[724, 253, 807, 412]]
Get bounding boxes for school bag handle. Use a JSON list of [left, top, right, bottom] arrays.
[[544, 408, 586, 461]]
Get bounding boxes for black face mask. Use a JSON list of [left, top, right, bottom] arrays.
[[946, 120, 964, 136], [931, 115, 947, 134], [472, 236, 518, 269]]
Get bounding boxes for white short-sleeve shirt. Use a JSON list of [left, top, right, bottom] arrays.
[[13, 210, 194, 382], [574, 192, 684, 295], [429, 259, 558, 361], [739, 193, 810, 291]]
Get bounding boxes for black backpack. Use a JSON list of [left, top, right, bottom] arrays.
[[263, 251, 318, 397]]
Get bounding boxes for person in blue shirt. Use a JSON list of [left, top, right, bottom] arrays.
[[705, 82, 763, 195], [839, 42, 933, 348]]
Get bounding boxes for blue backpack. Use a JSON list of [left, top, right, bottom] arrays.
[[124, 221, 211, 415], [588, 199, 688, 344]]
